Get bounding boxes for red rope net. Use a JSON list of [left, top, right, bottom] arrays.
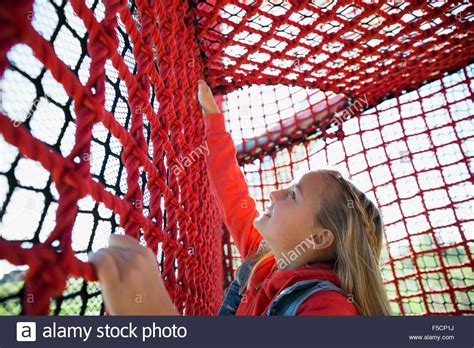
[[0, 0, 472, 316], [221, 68, 474, 315], [0, 0, 222, 315], [203, 1, 473, 315]]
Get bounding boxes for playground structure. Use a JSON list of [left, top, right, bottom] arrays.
[[0, 0, 472, 315]]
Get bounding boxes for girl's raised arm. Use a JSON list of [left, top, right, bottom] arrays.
[[198, 81, 263, 259]]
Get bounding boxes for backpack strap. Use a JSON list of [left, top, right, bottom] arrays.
[[265, 279, 347, 316], [217, 258, 256, 315], [217, 278, 243, 315]]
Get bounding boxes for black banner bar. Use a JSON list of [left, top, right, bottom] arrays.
[[2, 316, 472, 347]]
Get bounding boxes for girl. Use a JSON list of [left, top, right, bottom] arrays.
[[89, 80, 392, 316]]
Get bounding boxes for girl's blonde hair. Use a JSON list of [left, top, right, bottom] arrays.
[[236, 169, 392, 316]]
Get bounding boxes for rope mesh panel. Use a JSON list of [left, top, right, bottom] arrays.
[[0, 0, 222, 315], [200, 0, 473, 316], [1, 0, 473, 316], [198, 0, 473, 104], [221, 65, 473, 315]]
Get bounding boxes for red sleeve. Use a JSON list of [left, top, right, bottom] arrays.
[[296, 291, 359, 316], [204, 112, 263, 259]]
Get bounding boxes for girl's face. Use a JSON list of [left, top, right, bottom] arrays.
[[253, 171, 326, 252]]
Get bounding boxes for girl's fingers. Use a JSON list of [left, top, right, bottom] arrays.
[[108, 234, 144, 252], [106, 247, 135, 270], [88, 248, 121, 288], [198, 79, 211, 92]]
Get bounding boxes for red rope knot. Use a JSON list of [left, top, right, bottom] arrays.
[[68, 94, 100, 173], [335, 129, 345, 141], [103, 0, 126, 14], [72, 91, 101, 127], [136, 25, 154, 64], [138, 0, 157, 15], [69, 256, 97, 282], [129, 88, 150, 117], [51, 161, 87, 198], [144, 232, 161, 255], [135, 73, 152, 105], [187, 255, 199, 270], [323, 129, 345, 141], [118, 204, 142, 239], [122, 136, 147, 165], [87, 21, 119, 63], [127, 96, 148, 153], [0, 0, 34, 75], [320, 114, 345, 141]]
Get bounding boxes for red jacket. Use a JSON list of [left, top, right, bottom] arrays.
[[204, 112, 358, 316]]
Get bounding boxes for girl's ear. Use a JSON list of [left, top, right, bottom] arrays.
[[310, 229, 335, 250]]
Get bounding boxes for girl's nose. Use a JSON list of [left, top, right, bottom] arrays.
[[269, 190, 277, 202], [269, 189, 283, 202]]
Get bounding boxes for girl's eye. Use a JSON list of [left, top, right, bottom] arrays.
[[288, 189, 296, 200]]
